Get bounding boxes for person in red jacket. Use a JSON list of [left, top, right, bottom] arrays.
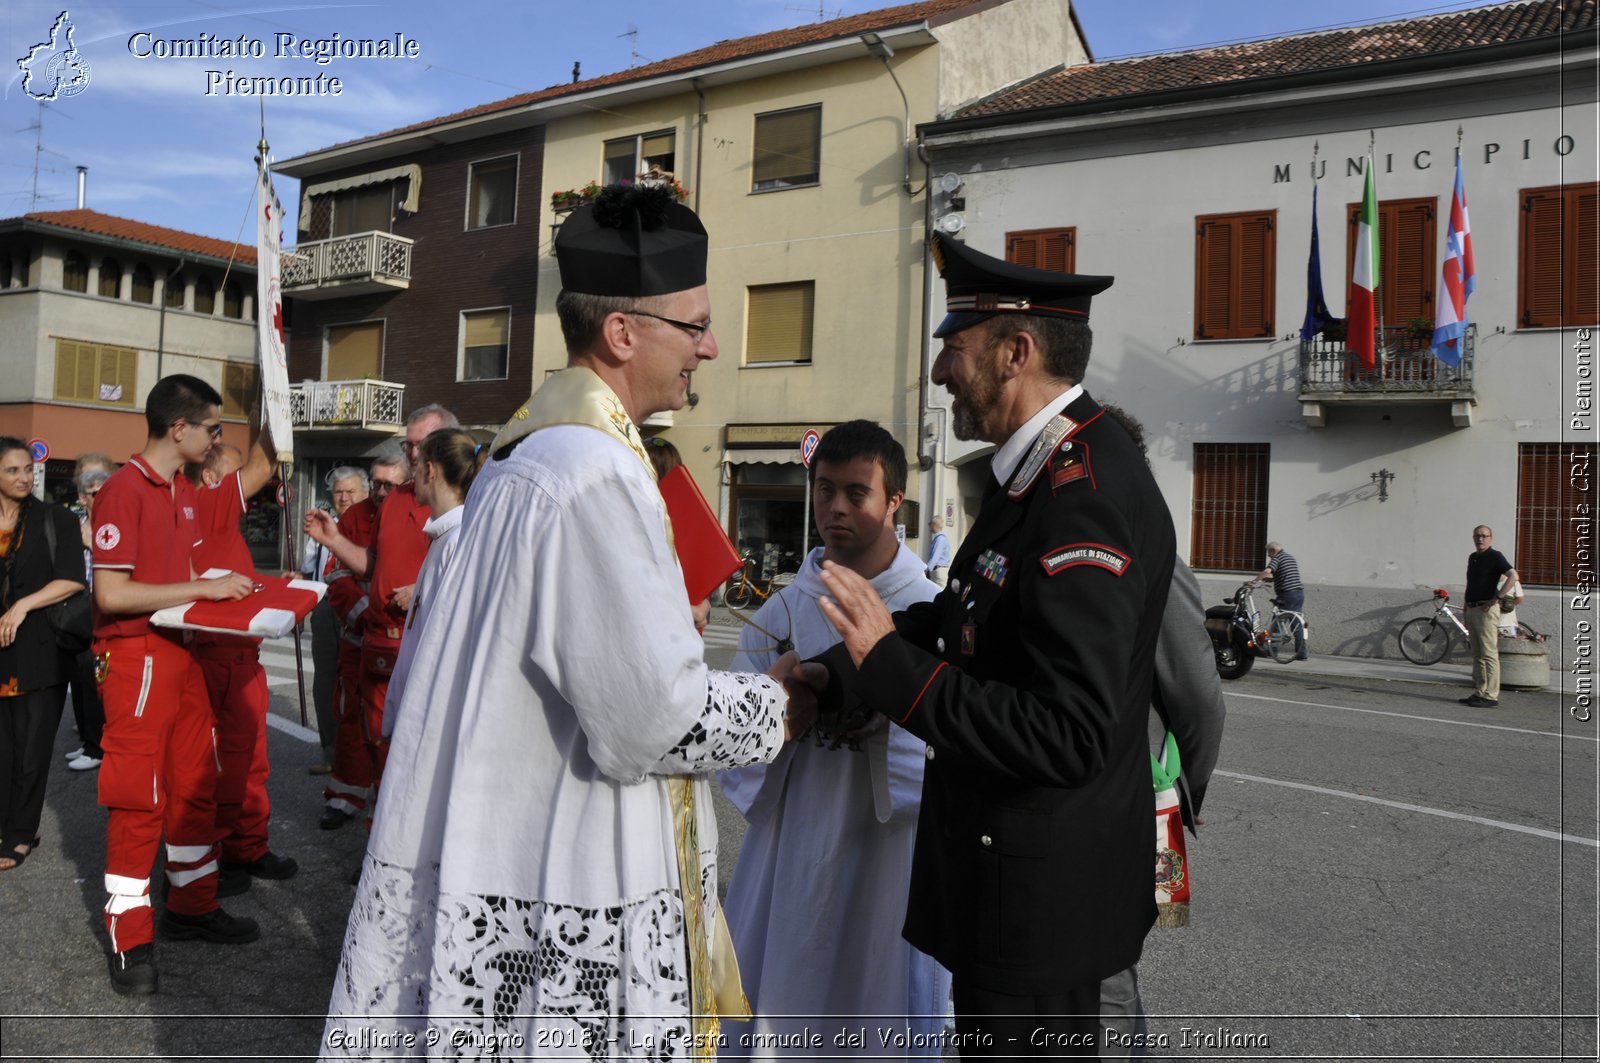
[[311, 448, 405, 830], [93, 374, 260, 996], [187, 431, 298, 895], [308, 406, 456, 826]]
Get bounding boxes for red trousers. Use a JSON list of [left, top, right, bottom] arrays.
[[97, 634, 219, 953], [194, 643, 271, 864], [325, 641, 376, 814]]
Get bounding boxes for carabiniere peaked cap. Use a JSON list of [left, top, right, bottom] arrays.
[[931, 231, 1114, 339], [555, 183, 708, 297]]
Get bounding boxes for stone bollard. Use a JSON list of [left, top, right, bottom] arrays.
[[1497, 636, 1550, 691]]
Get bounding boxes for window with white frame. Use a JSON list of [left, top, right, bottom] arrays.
[[467, 156, 518, 230], [603, 130, 676, 185], [460, 308, 510, 381]]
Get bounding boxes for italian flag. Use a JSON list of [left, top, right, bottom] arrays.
[[1347, 159, 1379, 370]]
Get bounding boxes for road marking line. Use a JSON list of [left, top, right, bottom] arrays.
[[1218, 769, 1598, 847], [1226, 691, 1598, 744], [266, 713, 319, 743]]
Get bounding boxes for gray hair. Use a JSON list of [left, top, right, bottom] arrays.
[[555, 289, 673, 354], [1267, 541, 1283, 553], [407, 403, 459, 429], [326, 465, 369, 490], [371, 444, 409, 475], [78, 467, 111, 493]]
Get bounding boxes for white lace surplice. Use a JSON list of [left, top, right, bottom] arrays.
[[322, 426, 786, 1061]]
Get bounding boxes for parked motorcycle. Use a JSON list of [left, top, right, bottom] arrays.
[[1205, 583, 1262, 680]]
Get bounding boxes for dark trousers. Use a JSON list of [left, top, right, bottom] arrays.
[[1, 684, 68, 845], [309, 602, 339, 758], [69, 650, 105, 758], [953, 979, 1101, 1057]]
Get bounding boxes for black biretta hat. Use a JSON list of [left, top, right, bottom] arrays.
[[931, 232, 1114, 338], [555, 184, 708, 297]]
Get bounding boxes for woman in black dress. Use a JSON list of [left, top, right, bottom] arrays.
[[0, 437, 87, 870]]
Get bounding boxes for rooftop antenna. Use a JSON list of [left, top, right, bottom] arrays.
[[786, 2, 843, 20], [22, 100, 73, 211], [617, 26, 650, 67]]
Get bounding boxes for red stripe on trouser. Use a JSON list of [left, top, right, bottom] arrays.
[[326, 643, 372, 811], [359, 671, 391, 830], [195, 647, 272, 864], [98, 635, 220, 949]]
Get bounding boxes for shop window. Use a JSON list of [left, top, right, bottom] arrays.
[[1346, 196, 1436, 331], [466, 155, 517, 229], [1007, 228, 1076, 272], [54, 338, 137, 406], [1519, 183, 1600, 328], [1516, 442, 1597, 586], [63, 251, 88, 293], [604, 130, 676, 185], [1194, 211, 1275, 340], [752, 106, 820, 192], [1191, 443, 1269, 571], [131, 264, 154, 304], [729, 462, 808, 580], [98, 257, 122, 298], [746, 282, 814, 365], [460, 308, 510, 381]]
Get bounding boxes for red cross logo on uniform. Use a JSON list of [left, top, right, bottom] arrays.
[[94, 523, 120, 550]]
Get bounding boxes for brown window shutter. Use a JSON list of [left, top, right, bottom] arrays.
[[1517, 442, 1597, 586], [746, 282, 815, 364], [1007, 232, 1041, 269], [1006, 228, 1076, 273], [1574, 187, 1599, 324], [1238, 215, 1274, 336], [1389, 200, 1434, 324], [1519, 188, 1564, 328], [1195, 219, 1234, 339], [1191, 443, 1269, 571]]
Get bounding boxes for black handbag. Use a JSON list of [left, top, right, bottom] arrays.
[[39, 508, 94, 654]]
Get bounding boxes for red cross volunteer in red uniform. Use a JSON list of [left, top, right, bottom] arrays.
[[92, 374, 262, 996], [189, 431, 298, 894]]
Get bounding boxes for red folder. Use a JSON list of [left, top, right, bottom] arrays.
[[659, 466, 743, 604]]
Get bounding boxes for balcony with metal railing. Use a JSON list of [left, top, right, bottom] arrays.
[[281, 230, 413, 299], [1298, 323, 1477, 427], [289, 379, 405, 433]]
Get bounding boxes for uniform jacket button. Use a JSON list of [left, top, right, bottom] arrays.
[[936, 638, 945, 653], [924, 745, 935, 760], [980, 834, 993, 847]]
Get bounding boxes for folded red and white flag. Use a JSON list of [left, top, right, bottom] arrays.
[[151, 569, 326, 639]]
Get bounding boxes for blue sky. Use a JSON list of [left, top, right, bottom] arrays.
[[2, 0, 1493, 243]]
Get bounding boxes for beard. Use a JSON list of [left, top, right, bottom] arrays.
[[949, 345, 1004, 441]]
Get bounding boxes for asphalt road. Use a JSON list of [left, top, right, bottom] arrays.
[[1, 627, 1594, 1060]]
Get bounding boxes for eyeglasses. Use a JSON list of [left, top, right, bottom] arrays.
[[175, 420, 224, 439], [626, 309, 712, 341], [371, 479, 403, 493]]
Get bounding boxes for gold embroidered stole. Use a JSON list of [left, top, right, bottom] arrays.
[[492, 367, 748, 1053]]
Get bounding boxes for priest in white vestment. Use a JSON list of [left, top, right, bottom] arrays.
[[720, 422, 952, 1058], [322, 185, 810, 1061]]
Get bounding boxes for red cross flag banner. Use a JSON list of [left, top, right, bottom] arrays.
[[151, 570, 326, 639], [256, 138, 294, 463]]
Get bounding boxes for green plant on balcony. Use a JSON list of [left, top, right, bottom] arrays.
[[550, 182, 603, 213]]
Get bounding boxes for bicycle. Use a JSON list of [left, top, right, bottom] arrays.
[[723, 557, 795, 610], [1243, 580, 1309, 664], [1396, 588, 1469, 665]]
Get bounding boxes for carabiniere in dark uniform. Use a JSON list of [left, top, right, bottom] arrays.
[[821, 233, 1177, 1031]]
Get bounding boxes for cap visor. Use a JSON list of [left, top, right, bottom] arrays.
[[933, 311, 995, 339]]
